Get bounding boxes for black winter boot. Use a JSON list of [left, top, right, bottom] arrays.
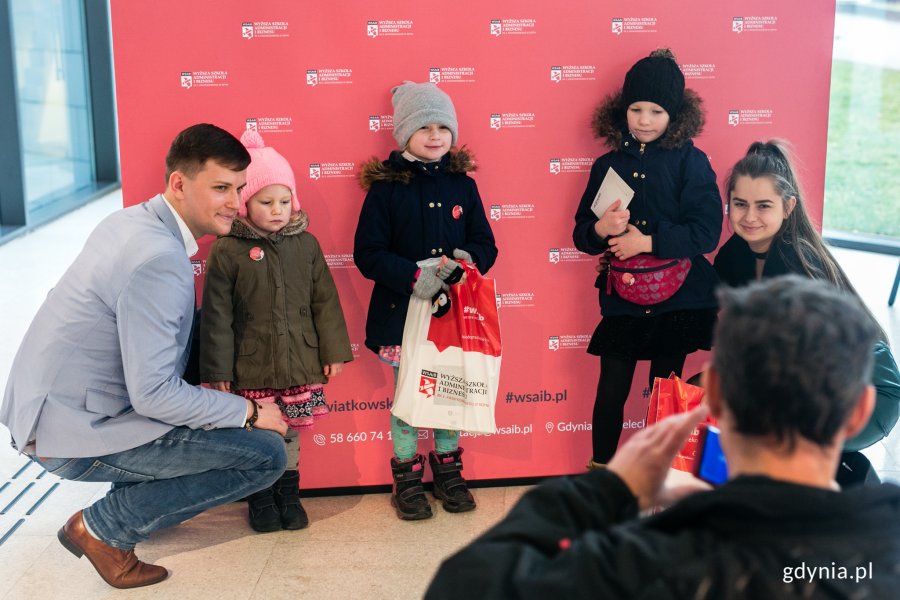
[[390, 455, 433, 520], [272, 470, 309, 530], [247, 486, 281, 532], [429, 448, 476, 513]]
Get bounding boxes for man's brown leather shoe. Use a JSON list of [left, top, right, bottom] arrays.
[[57, 511, 168, 589]]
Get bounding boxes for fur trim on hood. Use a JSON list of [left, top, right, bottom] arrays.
[[357, 146, 477, 191], [591, 88, 705, 150], [227, 209, 309, 240]]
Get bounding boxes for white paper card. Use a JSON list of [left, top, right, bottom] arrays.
[[590, 167, 634, 218]]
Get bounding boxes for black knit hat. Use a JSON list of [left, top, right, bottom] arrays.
[[622, 48, 685, 121]]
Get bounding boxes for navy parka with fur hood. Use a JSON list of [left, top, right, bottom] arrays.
[[573, 89, 722, 317], [354, 148, 498, 353]]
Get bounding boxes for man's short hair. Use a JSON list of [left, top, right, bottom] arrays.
[[713, 275, 878, 448], [164, 123, 251, 183]]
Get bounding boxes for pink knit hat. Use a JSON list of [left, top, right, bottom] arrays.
[[239, 129, 299, 217]]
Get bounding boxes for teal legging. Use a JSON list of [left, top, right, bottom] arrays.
[[391, 367, 459, 461]]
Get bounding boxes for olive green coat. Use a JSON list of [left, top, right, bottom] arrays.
[[199, 212, 352, 390]]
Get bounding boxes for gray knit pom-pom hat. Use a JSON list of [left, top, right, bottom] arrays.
[[391, 81, 458, 148]]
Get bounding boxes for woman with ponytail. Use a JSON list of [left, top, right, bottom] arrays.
[[714, 140, 900, 486]]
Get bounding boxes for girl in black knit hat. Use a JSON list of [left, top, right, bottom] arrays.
[[572, 48, 723, 468]]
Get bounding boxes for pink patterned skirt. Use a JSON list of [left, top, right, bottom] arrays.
[[238, 384, 327, 431]]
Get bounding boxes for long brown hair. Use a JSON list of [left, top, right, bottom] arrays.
[[724, 140, 887, 341]]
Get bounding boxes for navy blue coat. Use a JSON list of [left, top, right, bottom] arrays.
[[573, 133, 722, 317], [354, 149, 498, 352]]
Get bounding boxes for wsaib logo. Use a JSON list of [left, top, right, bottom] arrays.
[[180, 72, 193, 89], [242, 22, 254, 39], [419, 370, 437, 399]]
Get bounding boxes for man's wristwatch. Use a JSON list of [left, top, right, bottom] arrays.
[[244, 401, 260, 431]]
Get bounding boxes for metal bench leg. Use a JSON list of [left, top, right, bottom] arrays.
[[890, 261, 900, 307]]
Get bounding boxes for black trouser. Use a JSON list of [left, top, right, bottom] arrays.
[[591, 354, 687, 463]]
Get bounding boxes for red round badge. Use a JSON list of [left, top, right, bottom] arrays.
[[249, 247, 265, 261], [452, 205, 463, 220]]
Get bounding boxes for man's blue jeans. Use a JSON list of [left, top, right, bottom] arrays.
[[34, 426, 286, 550]]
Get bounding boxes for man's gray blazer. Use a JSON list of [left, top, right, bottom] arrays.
[[0, 195, 246, 458]]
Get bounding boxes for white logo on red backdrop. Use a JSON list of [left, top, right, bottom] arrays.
[[497, 291, 535, 308], [305, 68, 353, 86], [489, 112, 536, 129], [245, 117, 293, 134], [727, 109, 774, 126], [178, 70, 227, 88], [550, 157, 593, 174], [548, 336, 560, 351], [549, 247, 591, 264], [731, 16, 778, 33], [368, 114, 393, 132], [552, 65, 598, 82], [428, 66, 476, 84], [307, 162, 355, 179], [487, 203, 535, 220], [191, 260, 204, 277], [682, 63, 717, 80], [495, 293, 502, 309], [490, 18, 537, 35], [611, 17, 658, 34], [240, 21, 289, 38], [324, 253, 355, 269], [367, 19, 413, 37]]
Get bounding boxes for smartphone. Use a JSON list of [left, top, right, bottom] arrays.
[[694, 424, 728, 486]]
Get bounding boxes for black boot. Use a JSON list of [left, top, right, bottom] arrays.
[[247, 486, 281, 532], [429, 448, 476, 513], [272, 470, 309, 530], [390, 455, 433, 520]]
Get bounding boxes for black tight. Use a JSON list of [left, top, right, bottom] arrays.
[[591, 354, 687, 463]]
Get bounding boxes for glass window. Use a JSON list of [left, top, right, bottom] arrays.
[[10, 0, 95, 211], [825, 3, 900, 239]]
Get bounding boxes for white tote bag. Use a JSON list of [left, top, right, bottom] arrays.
[[391, 258, 501, 434]]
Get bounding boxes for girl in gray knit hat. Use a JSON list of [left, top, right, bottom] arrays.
[[353, 81, 498, 520]]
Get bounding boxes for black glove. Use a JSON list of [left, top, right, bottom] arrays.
[[437, 259, 465, 285]]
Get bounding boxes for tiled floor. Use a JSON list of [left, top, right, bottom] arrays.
[[0, 190, 898, 599]]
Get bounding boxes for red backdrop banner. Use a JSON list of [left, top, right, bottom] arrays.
[[110, 0, 835, 489]]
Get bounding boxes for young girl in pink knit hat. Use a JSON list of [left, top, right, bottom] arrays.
[[199, 129, 352, 532]]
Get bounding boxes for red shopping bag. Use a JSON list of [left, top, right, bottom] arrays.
[[426, 261, 501, 357], [646, 374, 716, 472]]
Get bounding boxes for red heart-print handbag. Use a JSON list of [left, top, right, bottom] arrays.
[[606, 254, 691, 305]]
